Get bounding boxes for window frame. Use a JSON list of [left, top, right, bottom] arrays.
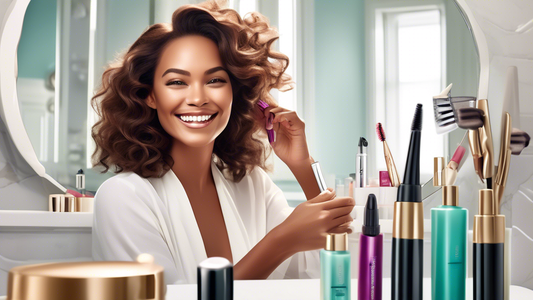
[[366, 0, 448, 180]]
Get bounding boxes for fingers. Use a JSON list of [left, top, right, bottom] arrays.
[[327, 205, 354, 220], [327, 224, 353, 235], [308, 188, 335, 203], [321, 196, 355, 210], [328, 214, 354, 231], [265, 107, 304, 129]]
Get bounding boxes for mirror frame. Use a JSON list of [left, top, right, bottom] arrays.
[[0, 0, 64, 192], [1, 0, 488, 195]]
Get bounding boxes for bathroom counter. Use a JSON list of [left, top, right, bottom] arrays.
[[0, 210, 92, 228], [166, 278, 533, 299]]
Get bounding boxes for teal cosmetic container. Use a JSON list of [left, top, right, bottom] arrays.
[[321, 233, 351, 300], [431, 185, 468, 300]]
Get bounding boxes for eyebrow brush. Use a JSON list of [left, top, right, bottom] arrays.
[[376, 123, 400, 187]]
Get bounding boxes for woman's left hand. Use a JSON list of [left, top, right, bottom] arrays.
[[258, 105, 311, 167]]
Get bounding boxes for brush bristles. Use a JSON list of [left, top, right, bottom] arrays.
[[411, 104, 423, 131], [457, 108, 484, 130], [376, 123, 386, 142], [511, 129, 531, 155]]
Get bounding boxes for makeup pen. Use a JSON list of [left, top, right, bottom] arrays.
[[356, 137, 368, 188], [391, 103, 424, 300]]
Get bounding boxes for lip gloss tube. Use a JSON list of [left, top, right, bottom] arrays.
[[358, 194, 382, 300], [473, 189, 505, 300]]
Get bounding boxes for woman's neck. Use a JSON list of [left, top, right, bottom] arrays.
[[170, 140, 215, 190]]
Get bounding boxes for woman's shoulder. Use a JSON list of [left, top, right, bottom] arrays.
[[95, 172, 157, 206]]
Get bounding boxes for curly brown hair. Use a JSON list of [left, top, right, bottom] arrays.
[[91, 0, 292, 181]]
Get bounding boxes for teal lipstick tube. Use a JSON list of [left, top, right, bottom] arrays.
[[321, 233, 351, 300], [431, 185, 467, 300]]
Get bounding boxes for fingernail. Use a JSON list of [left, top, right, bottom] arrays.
[[266, 113, 274, 130]]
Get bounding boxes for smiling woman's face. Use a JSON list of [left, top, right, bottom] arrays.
[[147, 35, 233, 148]]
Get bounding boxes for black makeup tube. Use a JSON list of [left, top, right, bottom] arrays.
[[391, 104, 424, 300], [473, 189, 505, 300]]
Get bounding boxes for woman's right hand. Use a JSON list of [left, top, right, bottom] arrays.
[[276, 188, 355, 254]]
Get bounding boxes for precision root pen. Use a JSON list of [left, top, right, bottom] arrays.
[[391, 103, 424, 300]]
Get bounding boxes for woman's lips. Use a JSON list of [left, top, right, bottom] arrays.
[[175, 113, 217, 129]]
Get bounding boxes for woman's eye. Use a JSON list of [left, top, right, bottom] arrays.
[[166, 80, 186, 86], [208, 78, 226, 84]]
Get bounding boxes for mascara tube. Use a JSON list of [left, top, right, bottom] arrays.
[[473, 189, 505, 300], [391, 104, 423, 300]]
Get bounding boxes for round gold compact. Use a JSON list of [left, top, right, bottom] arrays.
[[7, 254, 165, 300]]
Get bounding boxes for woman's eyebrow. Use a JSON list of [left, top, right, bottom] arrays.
[[161, 66, 227, 77], [204, 66, 227, 75]]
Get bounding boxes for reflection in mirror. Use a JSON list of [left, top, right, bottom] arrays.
[[16, 0, 478, 202]]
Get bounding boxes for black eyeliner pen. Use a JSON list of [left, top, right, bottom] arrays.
[[391, 103, 424, 300]]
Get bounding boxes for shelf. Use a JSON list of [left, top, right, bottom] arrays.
[[0, 210, 93, 228]]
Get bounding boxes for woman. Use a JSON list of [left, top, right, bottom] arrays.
[[91, 0, 354, 284]]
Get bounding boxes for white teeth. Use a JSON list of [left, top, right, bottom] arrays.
[[179, 114, 214, 122]]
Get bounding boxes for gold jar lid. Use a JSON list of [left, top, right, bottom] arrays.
[[7, 254, 164, 300]]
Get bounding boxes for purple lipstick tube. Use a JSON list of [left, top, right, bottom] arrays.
[[358, 194, 383, 300]]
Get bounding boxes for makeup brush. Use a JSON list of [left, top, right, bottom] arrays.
[[510, 128, 530, 155], [376, 122, 400, 187], [433, 84, 456, 134]]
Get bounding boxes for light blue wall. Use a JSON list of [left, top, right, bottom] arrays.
[[314, 0, 366, 179], [17, 0, 57, 79]]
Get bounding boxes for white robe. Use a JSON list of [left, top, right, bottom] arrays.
[[91, 159, 320, 284]]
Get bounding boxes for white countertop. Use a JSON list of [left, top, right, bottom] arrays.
[[166, 278, 533, 300], [0, 210, 92, 228], [1, 279, 531, 300]]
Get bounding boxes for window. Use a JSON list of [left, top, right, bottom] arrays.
[[372, 5, 446, 183]]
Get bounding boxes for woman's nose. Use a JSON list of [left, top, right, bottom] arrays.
[[186, 83, 208, 106]]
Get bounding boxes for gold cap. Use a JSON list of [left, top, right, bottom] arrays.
[[473, 189, 505, 244], [479, 189, 495, 215], [325, 233, 348, 251], [442, 185, 458, 206], [7, 254, 164, 300], [433, 157, 445, 186]]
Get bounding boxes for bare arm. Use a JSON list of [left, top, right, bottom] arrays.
[[233, 190, 353, 280], [287, 156, 322, 200], [233, 226, 295, 280]]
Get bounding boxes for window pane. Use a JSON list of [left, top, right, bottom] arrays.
[[397, 12, 443, 182]]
